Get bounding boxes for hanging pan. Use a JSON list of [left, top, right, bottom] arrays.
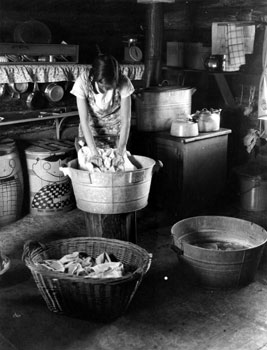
[[0, 84, 6, 98], [8, 82, 29, 94], [43, 83, 64, 103], [26, 81, 46, 109]]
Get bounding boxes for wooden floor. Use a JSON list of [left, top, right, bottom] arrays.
[[1, 197, 267, 350]]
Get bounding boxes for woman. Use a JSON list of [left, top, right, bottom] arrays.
[[70, 54, 134, 168]]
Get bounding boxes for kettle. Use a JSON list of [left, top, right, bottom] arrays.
[[204, 55, 220, 71], [195, 108, 221, 132]]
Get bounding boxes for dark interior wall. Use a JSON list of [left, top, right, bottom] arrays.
[[164, 0, 267, 38], [0, 0, 266, 140], [0, 0, 146, 63], [0, 0, 266, 65], [163, 0, 266, 68], [159, 0, 267, 115], [0, 0, 265, 104]]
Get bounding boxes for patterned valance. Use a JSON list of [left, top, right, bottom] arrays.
[[0, 63, 145, 84]]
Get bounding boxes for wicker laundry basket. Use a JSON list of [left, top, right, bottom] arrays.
[[23, 237, 152, 321]]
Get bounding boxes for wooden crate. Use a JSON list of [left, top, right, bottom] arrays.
[[0, 43, 79, 64]]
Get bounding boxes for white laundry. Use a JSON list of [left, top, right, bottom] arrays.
[[39, 251, 125, 279], [77, 146, 137, 173]]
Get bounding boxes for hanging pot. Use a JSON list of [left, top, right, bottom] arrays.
[[26, 82, 46, 109], [0, 84, 6, 97], [8, 83, 29, 94], [44, 83, 64, 103]]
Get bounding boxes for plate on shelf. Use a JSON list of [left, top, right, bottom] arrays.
[[6, 54, 21, 62], [14, 20, 52, 44], [22, 55, 37, 62]]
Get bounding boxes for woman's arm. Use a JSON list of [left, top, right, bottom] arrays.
[[117, 95, 132, 156], [76, 97, 98, 157]]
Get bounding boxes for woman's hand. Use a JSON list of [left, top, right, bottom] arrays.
[[89, 154, 103, 168], [113, 151, 124, 168]]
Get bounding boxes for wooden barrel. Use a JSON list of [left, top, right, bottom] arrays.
[[84, 212, 137, 243], [0, 138, 24, 227], [25, 139, 75, 216]]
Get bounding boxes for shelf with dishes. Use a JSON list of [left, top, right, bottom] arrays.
[[0, 43, 79, 64]]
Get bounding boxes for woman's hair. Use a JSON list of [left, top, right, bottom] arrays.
[[89, 55, 120, 92]]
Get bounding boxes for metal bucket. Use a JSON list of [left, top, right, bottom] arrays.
[[171, 216, 267, 288], [135, 86, 196, 132], [239, 175, 267, 211], [235, 164, 267, 211], [0, 138, 24, 227], [60, 155, 156, 214], [43, 83, 64, 103]]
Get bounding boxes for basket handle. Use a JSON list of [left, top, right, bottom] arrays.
[[131, 253, 152, 278], [145, 253, 153, 274], [125, 253, 152, 312], [22, 240, 47, 263]]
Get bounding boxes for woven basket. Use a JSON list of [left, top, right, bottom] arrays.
[[23, 237, 152, 321], [0, 253, 10, 277]]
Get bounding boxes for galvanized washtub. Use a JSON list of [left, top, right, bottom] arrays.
[[60, 155, 157, 215], [171, 216, 267, 289], [135, 86, 196, 132]]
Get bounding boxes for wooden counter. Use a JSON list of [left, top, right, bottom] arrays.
[[0, 110, 79, 140]]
